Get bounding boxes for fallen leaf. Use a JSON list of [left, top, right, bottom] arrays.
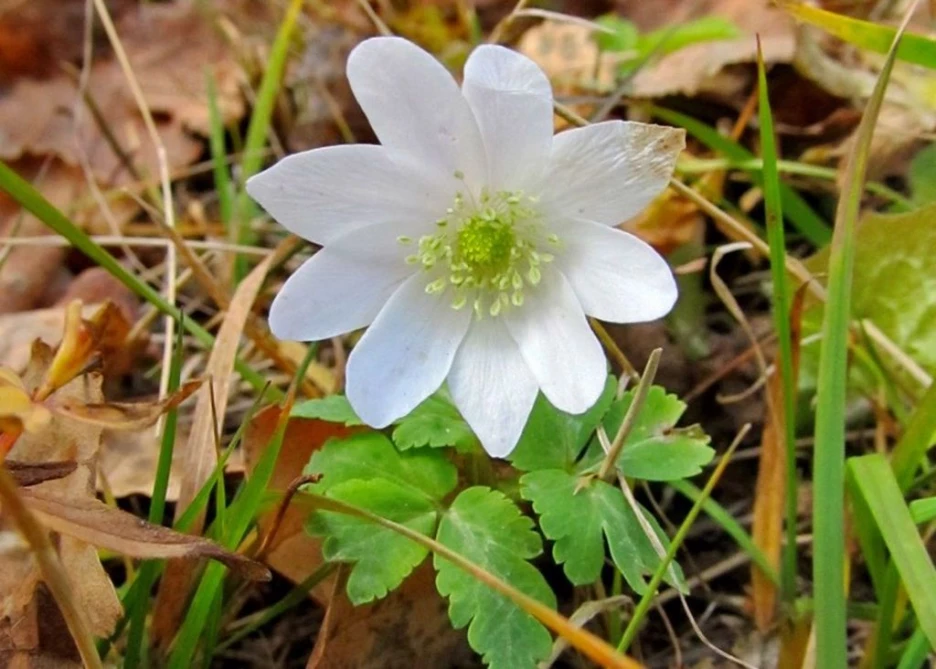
[[19, 488, 270, 582], [53, 379, 201, 431], [751, 286, 804, 631], [308, 562, 474, 669], [5, 460, 77, 488], [3, 343, 122, 643], [243, 405, 355, 601], [629, 0, 795, 99]]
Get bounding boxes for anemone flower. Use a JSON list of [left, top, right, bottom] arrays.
[[247, 37, 684, 457]]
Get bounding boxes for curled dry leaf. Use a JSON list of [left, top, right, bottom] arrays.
[[19, 488, 270, 582], [0, 367, 52, 438], [52, 378, 202, 431], [37, 301, 132, 400], [5, 460, 78, 488], [4, 342, 122, 644]]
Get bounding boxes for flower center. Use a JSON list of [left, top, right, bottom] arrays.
[[401, 188, 560, 318]]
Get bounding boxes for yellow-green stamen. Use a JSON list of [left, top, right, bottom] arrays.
[[402, 188, 560, 318]]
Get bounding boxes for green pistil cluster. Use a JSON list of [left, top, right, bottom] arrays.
[[401, 189, 559, 318]]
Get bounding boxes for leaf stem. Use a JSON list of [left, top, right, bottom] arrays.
[[598, 348, 662, 479]]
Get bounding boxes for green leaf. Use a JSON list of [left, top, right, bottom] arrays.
[[911, 497, 936, 525], [653, 105, 832, 245], [509, 376, 616, 472], [638, 16, 741, 58], [805, 203, 936, 374], [291, 395, 362, 425], [435, 487, 555, 669], [593, 15, 639, 53], [616, 426, 714, 481], [779, 1, 936, 70], [582, 386, 714, 480], [308, 478, 438, 604], [909, 144, 936, 205], [392, 392, 476, 452], [306, 432, 458, 500], [848, 454, 936, 651], [521, 469, 684, 593]]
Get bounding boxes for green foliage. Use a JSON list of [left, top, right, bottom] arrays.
[[848, 455, 936, 650], [291, 394, 362, 425], [306, 436, 554, 667], [309, 479, 438, 603], [806, 203, 936, 374], [521, 470, 684, 592], [581, 386, 714, 480], [305, 433, 457, 604], [392, 392, 476, 451], [594, 14, 740, 65], [779, 1, 936, 70], [306, 432, 457, 500], [509, 376, 616, 472], [435, 487, 555, 669], [909, 144, 936, 206]]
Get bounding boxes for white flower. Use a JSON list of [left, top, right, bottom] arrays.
[[247, 37, 684, 457]]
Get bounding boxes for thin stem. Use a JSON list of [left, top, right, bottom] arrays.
[[617, 424, 751, 653], [597, 349, 662, 480]]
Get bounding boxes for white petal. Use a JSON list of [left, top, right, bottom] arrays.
[[553, 219, 677, 323], [462, 45, 554, 191], [504, 270, 606, 415], [346, 273, 472, 428], [269, 222, 419, 341], [448, 318, 539, 458], [347, 37, 487, 191], [536, 121, 685, 226], [246, 144, 448, 245]]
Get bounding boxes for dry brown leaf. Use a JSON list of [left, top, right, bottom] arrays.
[[5, 461, 77, 488], [243, 405, 356, 602], [0, 4, 242, 187], [518, 0, 794, 101], [19, 488, 270, 581], [750, 285, 805, 632], [176, 252, 276, 532], [750, 372, 786, 632], [630, 0, 795, 99], [3, 343, 122, 645], [53, 378, 201, 431], [0, 160, 81, 315], [309, 563, 474, 669]]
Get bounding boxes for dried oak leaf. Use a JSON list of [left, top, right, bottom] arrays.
[[2, 342, 122, 646]]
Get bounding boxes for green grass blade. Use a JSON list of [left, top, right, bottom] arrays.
[[668, 479, 778, 584], [124, 323, 185, 669], [891, 381, 936, 491], [215, 564, 337, 652], [779, 1, 936, 69], [0, 159, 277, 398], [618, 429, 747, 652], [756, 42, 800, 608], [812, 13, 910, 667], [232, 0, 303, 281], [167, 347, 315, 667], [910, 498, 936, 524], [896, 627, 932, 669], [206, 72, 234, 226], [849, 454, 936, 650], [652, 105, 832, 245]]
